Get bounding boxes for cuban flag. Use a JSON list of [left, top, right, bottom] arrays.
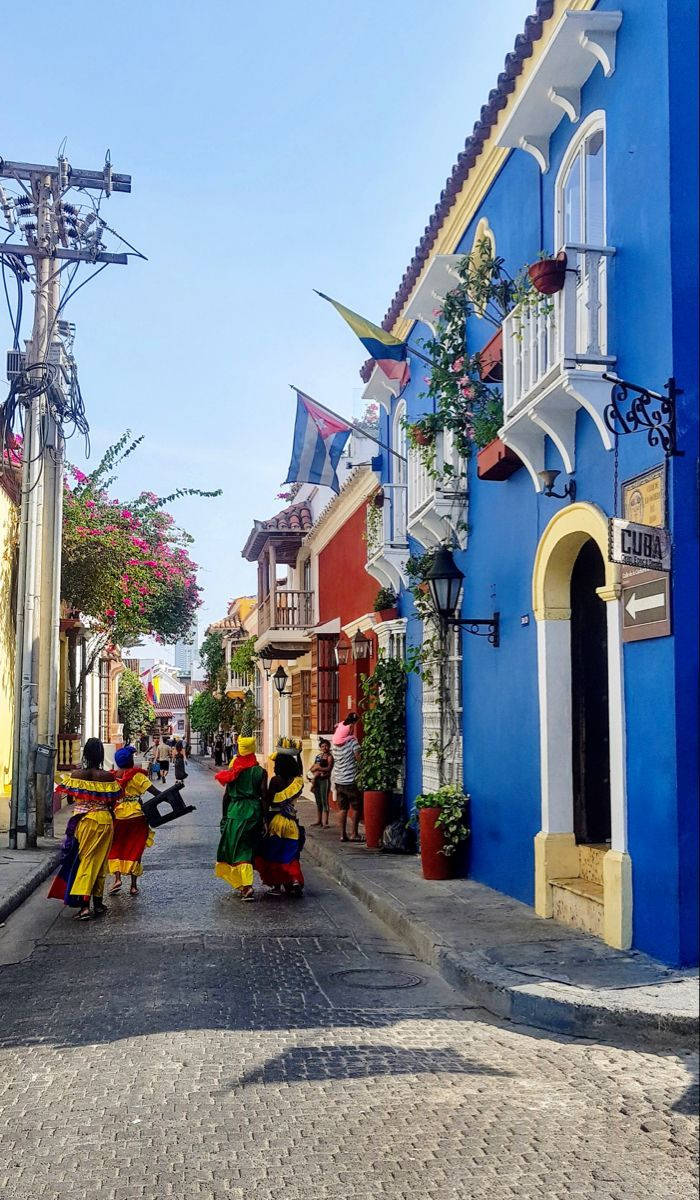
[[285, 390, 352, 494]]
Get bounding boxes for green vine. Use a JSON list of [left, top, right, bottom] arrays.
[[230, 636, 258, 679], [356, 655, 407, 792]]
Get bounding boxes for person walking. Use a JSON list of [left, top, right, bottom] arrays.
[[108, 745, 158, 897], [155, 736, 172, 783], [332, 713, 363, 843], [214, 735, 224, 767], [309, 737, 334, 827], [173, 740, 188, 784], [214, 736, 266, 901], [48, 738, 121, 920]]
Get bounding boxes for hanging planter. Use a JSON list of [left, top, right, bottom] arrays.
[[477, 327, 503, 382], [477, 437, 522, 482], [528, 251, 567, 296], [408, 424, 434, 448]]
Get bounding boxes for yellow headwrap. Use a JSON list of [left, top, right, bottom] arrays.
[[237, 736, 257, 757]]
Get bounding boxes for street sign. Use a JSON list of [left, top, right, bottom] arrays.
[[609, 518, 671, 572], [621, 464, 666, 527], [621, 569, 671, 643]]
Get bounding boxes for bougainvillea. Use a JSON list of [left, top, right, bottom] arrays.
[[62, 431, 220, 647]]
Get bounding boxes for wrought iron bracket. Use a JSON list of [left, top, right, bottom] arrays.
[[603, 374, 683, 458], [449, 612, 500, 648]]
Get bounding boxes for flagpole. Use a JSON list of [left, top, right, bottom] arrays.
[[289, 386, 407, 463]]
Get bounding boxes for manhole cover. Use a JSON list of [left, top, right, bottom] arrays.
[[331, 968, 423, 990]]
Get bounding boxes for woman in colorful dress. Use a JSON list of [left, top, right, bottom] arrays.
[[108, 744, 158, 897], [255, 748, 305, 898], [48, 738, 120, 921], [214, 735, 266, 901]]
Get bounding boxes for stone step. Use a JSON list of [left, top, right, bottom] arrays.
[[551, 876, 604, 939], [578, 844, 608, 885]]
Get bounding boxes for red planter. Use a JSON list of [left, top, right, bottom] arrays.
[[410, 426, 434, 448], [374, 606, 399, 623], [419, 807, 456, 880], [477, 437, 522, 481], [478, 327, 503, 382], [363, 790, 391, 849], [528, 252, 567, 295]]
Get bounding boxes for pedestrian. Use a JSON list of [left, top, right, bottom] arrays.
[[214, 735, 266, 901], [332, 712, 363, 843], [154, 735, 172, 782], [108, 745, 158, 898], [138, 732, 149, 756], [214, 734, 224, 767], [309, 737, 334, 827], [184, 739, 191, 758], [48, 737, 121, 920], [224, 732, 233, 763], [174, 740, 188, 783], [255, 746, 305, 897]]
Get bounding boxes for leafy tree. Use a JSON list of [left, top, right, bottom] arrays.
[[199, 631, 226, 692], [118, 669, 155, 742], [229, 636, 258, 679], [189, 690, 221, 737]]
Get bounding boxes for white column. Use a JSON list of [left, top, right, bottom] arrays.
[[605, 599, 627, 853], [536, 619, 573, 833]]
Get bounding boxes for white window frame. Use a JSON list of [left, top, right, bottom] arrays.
[[555, 110, 607, 250], [392, 400, 408, 545]]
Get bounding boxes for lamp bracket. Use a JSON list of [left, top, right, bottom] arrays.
[[449, 612, 500, 648], [603, 373, 683, 458]]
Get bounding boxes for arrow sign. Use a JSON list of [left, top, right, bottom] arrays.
[[621, 571, 671, 642], [625, 590, 665, 620]]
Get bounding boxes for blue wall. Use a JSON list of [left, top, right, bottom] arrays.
[[388, 0, 698, 963]]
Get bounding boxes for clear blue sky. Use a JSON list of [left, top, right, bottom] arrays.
[[3, 0, 533, 657]]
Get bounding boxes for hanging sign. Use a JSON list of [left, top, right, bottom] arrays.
[[608, 518, 671, 572], [621, 464, 666, 528], [621, 569, 671, 643]]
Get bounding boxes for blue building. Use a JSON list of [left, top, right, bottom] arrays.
[[362, 0, 698, 966]]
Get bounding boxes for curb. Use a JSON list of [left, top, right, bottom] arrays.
[[0, 850, 62, 927], [303, 835, 699, 1046]]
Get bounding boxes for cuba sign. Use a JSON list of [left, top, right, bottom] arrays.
[[608, 518, 671, 573]]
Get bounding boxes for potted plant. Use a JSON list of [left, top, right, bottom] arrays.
[[528, 250, 567, 296], [414, 785, 470, 880], [373, 585, 398, 622], [407, 420, 436, 449], [477, 327, 503, 382], [357, 656, 406, 848], [477, 437, 522, 481]]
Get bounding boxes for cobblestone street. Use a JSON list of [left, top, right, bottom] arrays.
[[0, 763, 696, 1200]]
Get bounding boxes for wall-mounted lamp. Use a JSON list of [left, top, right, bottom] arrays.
[[260, 649, 274, 679], [272, 665, 292, 697], [334, 634, 352, 667], [537, 469, 576, 502], [352, 629, 373, 661], [424, 546, 500, 647]]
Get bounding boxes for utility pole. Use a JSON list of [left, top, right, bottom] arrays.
[[0, 154, 131, 848]]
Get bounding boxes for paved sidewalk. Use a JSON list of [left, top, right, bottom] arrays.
[[297, 799, 699, 1046], [0, 806, 70, 925]]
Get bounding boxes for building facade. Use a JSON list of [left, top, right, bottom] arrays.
[[359, 0, 697, 965]]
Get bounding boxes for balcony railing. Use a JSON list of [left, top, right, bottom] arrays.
[[226, 671, 253, 694], [503, 243, 614, 417], [408, 447, 435, 517], [259, 589, 314, 635], [407, 430, 466, 547]]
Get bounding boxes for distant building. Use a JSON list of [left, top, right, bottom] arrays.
[[174, 628, 197, 675]]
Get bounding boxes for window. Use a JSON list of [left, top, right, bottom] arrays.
[[558, 115, 606, 248], [392, 400, 408, 544], [302, 557, 312, 594], [317, 634, 339, 733]]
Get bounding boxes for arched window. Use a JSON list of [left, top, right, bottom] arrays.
[[557, 113, 606, 249], [392, 400, 407, 544]]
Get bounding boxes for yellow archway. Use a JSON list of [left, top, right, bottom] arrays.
[[532, 501, 620, 621]]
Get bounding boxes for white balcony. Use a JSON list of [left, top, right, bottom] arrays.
[[408, 430, 467, 548], [365, 498, 409, 592], [500, 243, 615, 489], [226, 671, 253, 698]]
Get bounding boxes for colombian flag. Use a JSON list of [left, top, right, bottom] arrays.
[[316, 292, 410, 388]]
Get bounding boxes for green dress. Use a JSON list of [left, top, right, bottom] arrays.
[[215, 764, 264, 891]]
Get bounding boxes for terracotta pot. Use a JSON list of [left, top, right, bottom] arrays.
[[478, 327, 503, 382], [375, 606, 399, 623], [363, 790, 391, 849], [528, 252, 567, 295], [477, 437, 522, 482], [410, 426, 434, 448], [419, 807, 457, 880]]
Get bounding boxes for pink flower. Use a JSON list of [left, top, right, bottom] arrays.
[[451, 356, 464, 374], [460, 382, 474, 398], [85, 499, 95, 509], [123, 598, 132, 608], [72, 469, 87, 484], [105, 608, 116, 618], [121, 509, 132, 519]]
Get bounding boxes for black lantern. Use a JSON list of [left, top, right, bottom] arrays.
[[260, 649, 274, 678], [352, 629, 372, 661], [273, 665, 292, 696], [424, 545, 500, 647], [334, 634, 352, 667], [537, 469, 576, 501]]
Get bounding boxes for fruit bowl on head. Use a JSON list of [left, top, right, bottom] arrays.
[[141, 781, 196, 827]]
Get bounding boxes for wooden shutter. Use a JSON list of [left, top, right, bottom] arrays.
[[291, 672, 303, 740], [301, 670, 312, 739], [310, 638, 318, 733], [317, 635, 339, 733]]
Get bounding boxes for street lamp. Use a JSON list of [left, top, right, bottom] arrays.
[[537, 469, 576, 501], [424, 546, 500, 647], [260, 649, 274, 679], [272, 665, 292, 697], [352, 629, 372, 661], [335, 634, 352, 667]]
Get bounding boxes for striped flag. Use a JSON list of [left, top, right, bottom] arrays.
[[316, 291, 410, 387], [285, 390, 352, 495]]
